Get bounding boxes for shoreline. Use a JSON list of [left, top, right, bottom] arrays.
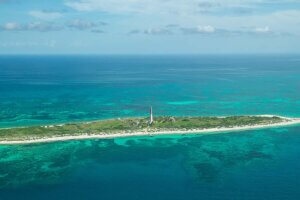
[[1, 115, 300, 145]]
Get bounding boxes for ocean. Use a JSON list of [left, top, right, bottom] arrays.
[[0, 55, 300, 199]]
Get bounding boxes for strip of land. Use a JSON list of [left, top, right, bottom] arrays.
[[0, 115, 300, 144]]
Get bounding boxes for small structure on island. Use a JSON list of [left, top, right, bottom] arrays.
[[149, 106, 153, 124]]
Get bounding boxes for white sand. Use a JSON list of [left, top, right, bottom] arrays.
[[1, 116, 300, 145]]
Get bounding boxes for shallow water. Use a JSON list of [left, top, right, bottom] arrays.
[[1, 126, 300, 199], [1, 55, 300, 199]]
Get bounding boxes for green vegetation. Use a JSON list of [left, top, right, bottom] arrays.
[[0, 116, 286, 141]]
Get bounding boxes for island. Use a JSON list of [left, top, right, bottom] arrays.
[[0, 115, 300, 144]]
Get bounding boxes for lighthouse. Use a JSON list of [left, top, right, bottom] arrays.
[[149, 106, 153, 124]]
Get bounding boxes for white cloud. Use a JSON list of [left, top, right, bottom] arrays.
[[197, 25, 215, 33], [29, 10, 63, 21], [26, 22, 63, 31], [254, 26, 270, 33], [180, 25, 217, 35], [63, 0, 300, 37], [67, 19, 106, 30], [67, 19, 97, 30], [144, 28, 172, 35], [64, 0, 299, 15], [3, 22, 21, 30], [64, 0, 225, 14], [177, 24, 289, 37], [1, 22, 63, 32], [128, 27, 172, 35], [0, 19, 106, 32]]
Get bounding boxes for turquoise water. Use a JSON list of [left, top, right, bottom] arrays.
[[1, 55, 300, 128], [1, 55, 300, 199], [1, 127, 300, 199]]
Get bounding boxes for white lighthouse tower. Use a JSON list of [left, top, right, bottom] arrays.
[[149, 106, 153, 124]]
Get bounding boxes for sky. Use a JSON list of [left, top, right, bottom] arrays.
[[0, 0, 300, 54]]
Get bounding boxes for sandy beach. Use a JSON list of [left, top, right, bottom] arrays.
[[1, 116, 300, 145]]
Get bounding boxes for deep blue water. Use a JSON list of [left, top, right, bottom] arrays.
[[0, 55, 300, 128], [0, 55, 300, 200]]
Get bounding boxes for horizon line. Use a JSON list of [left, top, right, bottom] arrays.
[[0, 53, 300, 56]]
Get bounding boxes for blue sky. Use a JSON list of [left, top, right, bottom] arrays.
[[0, 0, 300, 54]]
